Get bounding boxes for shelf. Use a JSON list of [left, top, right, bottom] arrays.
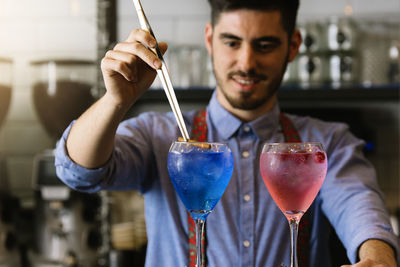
[[278, 86, 399, 103], [140, 85, 399, 104], [129, 85, 399, 154]]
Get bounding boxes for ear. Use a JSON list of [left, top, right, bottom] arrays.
[[288, 29, 302, 62], [204, 23, 213, 56]]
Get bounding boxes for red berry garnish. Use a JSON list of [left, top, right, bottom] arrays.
[[279, 153, 290, 161], [314, 152, 326, 163]]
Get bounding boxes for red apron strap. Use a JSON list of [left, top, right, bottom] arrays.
[[191, 110, 207, 142], [188, 110, 208, 267], [279, 113, 301, 143], [188, 111, 309, 267], [280, 113, 310, 267]]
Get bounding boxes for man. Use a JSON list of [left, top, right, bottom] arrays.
[[55, 0, 399, 266]]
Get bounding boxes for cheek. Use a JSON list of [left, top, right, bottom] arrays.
[[213, 49, 234, 73], [260, 50, 289, 71]]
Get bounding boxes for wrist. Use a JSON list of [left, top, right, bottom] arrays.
[[359, 239, 397, 267], [102, 91, 134, 115]]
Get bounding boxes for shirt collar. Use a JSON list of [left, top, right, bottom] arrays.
[[207, 90, 281, 141], [207, 91, 242, 140]]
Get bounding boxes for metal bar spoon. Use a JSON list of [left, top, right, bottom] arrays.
[[132, 0, 190, 141]]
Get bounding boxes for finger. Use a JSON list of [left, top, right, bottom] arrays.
[[125, 29, 169, 62], [125, 29, 168, 54], [105, 50, 136, 66], [101, 57, 134, 82], [104, 50, 138, 81], [113, 42, 162, 69], [126, 29, 157, 48]]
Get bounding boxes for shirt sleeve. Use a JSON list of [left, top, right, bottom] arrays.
[[54, 121, 110, 193], [54, 113, 156, 193], [319, 122, 400, 263]]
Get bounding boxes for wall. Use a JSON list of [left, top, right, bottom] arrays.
[[117, 0, 400, 44], [0, 0, 398, 202], [0, 0, 97, 201]]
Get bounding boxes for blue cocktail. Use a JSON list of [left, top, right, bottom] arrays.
[[167, 141, 233, 267]]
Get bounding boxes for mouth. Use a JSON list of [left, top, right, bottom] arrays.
[[230, 72, 266, 90], [232, 76, 258, 85]]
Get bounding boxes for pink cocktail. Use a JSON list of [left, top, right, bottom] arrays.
[[260, 143, 327, 267]]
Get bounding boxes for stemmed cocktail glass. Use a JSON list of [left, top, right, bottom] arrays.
[[167, 141, 234, 267], [259, 143, 327, 267]]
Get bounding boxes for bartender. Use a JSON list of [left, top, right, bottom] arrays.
[[55, 0, 399, 266]]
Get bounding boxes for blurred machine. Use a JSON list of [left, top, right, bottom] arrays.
[[0, 58, 12, 128], [30, 59, 97, 140], [28, 59, 109, 266], [0, 58, 23, 267], [30, 150, 108, 267], [0, 195, 21, 267]]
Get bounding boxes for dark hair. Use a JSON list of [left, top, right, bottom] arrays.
[[207, 0, 300, 37]]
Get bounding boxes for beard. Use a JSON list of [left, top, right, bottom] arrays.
[[212, 56, 289, 111]]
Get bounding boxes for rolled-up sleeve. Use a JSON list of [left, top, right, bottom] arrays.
[[54, 122, 112, 193], [54, 112, 172, 194]]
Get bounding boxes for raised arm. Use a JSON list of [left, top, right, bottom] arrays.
[[65, 29, 167, 168]]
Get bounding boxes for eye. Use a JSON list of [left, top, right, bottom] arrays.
[[256, 42, 277, 52], [224, 40, 240, 49]]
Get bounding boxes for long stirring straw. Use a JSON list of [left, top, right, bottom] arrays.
[[132, 0, 190, 141]]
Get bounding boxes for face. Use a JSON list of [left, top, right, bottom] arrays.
[[205, 9, 301, 120]]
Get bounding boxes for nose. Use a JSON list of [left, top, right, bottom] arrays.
[[236, 44, 257, 72]]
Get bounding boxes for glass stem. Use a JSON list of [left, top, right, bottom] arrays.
[[289, 219, 299, 267], [195, 218, 205, 267]]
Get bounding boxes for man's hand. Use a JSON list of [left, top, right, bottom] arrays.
[[341, 239, 397, 267], [101, 29, 168, 108], [66, 29, 168, 168], [341, 258, 388, 267]]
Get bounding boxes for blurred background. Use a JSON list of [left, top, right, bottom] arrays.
[[0, 0, 399, 266]]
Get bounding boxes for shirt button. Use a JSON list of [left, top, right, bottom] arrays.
[[243, 194, 251, 202], [243, 240, 251, 248], [242, 151, 250, 158], [243, 126, 251, 132]]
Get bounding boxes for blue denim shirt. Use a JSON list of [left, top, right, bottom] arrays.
[[55, 92, 399, 267]]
